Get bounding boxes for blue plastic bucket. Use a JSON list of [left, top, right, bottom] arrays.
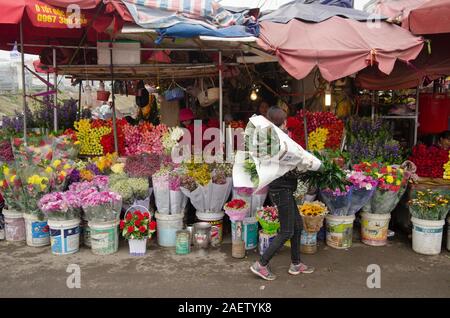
[[259, 230, 276, 256]]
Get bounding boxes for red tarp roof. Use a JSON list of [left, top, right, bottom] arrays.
[[403, 0, 450, 35]]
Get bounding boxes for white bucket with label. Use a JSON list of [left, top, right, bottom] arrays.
[[24, 213, 50, 247], [89, 220, 119, 255], [155, 213, 184, 247], [361, 212, 391, 246], [411, 217, 445, 255], [325, 214, 355, 249], [48, 218, 80, 255], [4, 210, 25, 242]]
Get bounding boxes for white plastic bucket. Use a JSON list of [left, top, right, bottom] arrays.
[[4, 210, 25, 242], [300, 230, 317, 254], [196, 212, 224, 247], [24, 213, 50, 247], [361, 212, 391, 246], [243, 217, 258, 250], [447, 216, 450, 252], [259, 230, 277, 256], [89, 220, 119, 255], [48, 219, 80, 255], [155, 213, 184, 247], [128, 238, 148, 256], [411, 217, 445, 255], [325, 214, 355, 249]]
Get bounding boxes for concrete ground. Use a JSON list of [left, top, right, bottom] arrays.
[[0, 232, 449, 298]]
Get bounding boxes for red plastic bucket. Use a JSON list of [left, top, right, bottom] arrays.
[[418, 93, 449, 134]]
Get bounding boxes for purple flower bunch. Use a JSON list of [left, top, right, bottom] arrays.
[[125, 153, 162, 178], [323, 185, 353, 196], [39, 192, 67, 213], [347, 171, 378, 190], [92, 175, 109, 191], [168, 173, 181, 191]]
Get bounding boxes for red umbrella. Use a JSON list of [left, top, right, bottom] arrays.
[[257, 17, 424, 82], [402, 0, 450, 35]]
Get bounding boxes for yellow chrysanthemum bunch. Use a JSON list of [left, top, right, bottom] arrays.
[[74, 119, 111, 156], [308, 128, 329, 152], [27, 175, 49, 191], [443, 151, 450, 180], [299, 201, 328, 217]]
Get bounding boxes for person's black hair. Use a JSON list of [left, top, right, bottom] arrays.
[[266, 106, 287, 127]]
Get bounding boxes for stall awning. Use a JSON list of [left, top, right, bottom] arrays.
[[403, 0, 450, 35], [257, 17, 424, 82]]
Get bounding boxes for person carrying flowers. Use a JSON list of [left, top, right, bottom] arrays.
[[250, 106, 322, 281]]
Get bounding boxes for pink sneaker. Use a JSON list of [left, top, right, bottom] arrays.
[[288, 263, 315, 275], [250, 261, 277, 281]]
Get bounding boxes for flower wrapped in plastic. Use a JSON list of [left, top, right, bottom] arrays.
[[47, 159, 74, 192], [232, 186, 269, 217], [153, 166, 188, 214], [81, 190, 122, 222], [12, 136, 54, 167], [357, 164, 408, 214], [347, 170, 378, 215], [52, 135, 80, 160], [39, 192, 80, 221], [22, 167, 52, 219], [224, 199, 249, 222], [298, 201, 328, 233], [319, 186, 353, 216], [256, 206, 280, 235], [0, 163, 26, 211]]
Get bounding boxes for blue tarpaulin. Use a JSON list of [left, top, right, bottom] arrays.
[[155, 23, 259, 44]]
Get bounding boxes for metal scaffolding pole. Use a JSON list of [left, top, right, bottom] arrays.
[[53, 48, 58, 132], [20, 22, 27, 144], [110, 45, 119, 154], [219, 51, 224, 145]]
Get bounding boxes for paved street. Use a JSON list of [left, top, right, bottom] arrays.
[[0, 233, 449, 298]]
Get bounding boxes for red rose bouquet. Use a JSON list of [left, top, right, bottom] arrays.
[[408, 144, 448, 178], [120, 209, 156, 240], [224, 199, 249, 221]]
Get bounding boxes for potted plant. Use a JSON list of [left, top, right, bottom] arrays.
[[408, 190, 449, 255], [120, 208, 156, 256]]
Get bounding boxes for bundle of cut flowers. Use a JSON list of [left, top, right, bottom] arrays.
[[23, 167, 52, 219], [162, 127, 184, 155], [408, 144, 448, 178], [409, 189, 450, 221], [179, 159, 232, 214], [354, 162, 408, 214], [81, 190, 122, 222], [224, 199, 249, 221], [287, 111, 344, 151], [39, 191, 80, 221], [0, 164, 26, 211], [120, 209, 156, 240], [0, 139, 14, 163], [346, 170, 378, 215], [256, 206, 280, 235], [46, 159, 73, 192], [152, 165, 188, 214], [125, 153, 162, 178], [52, 135, 80, 160], [299, 201, 328, 233]]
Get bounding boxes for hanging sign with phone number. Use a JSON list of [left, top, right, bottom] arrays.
[[30, 3, 88, 28]]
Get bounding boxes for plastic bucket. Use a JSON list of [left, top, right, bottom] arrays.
[[243, 217, 258, 250], [4, 210, 25, 242], [89, 220, 119, 255], [411, 217, 445, 255], [176, 230, 191, 255], [128, 238, 147, 256], [155, 213, 184, 247], [196, 212, 224, 247], [361, 212, 391, 246], [231, 220, 244, 242], [80, 218, 91, 247], [259, 230, 276, 256], [24, 213, 50, 247], [325, 214, 355, 249], [48, 219, 80, 255], [300, 230, 317, 254]]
